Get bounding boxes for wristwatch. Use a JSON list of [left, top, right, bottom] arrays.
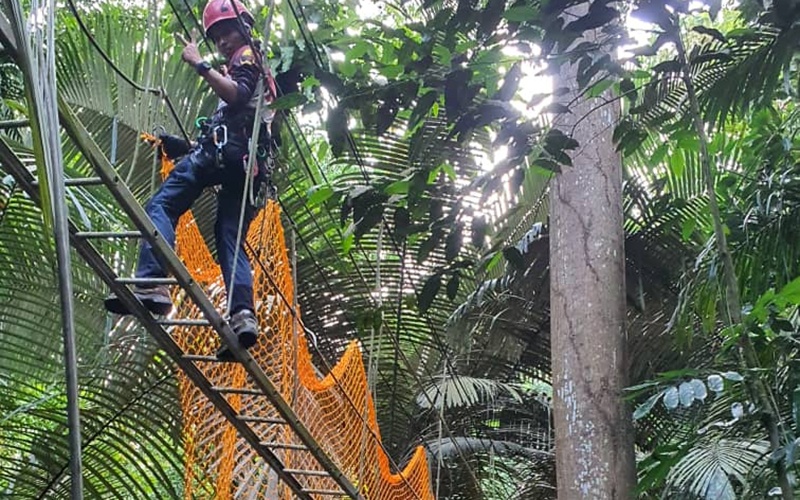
[[195, 61, 212, 76]]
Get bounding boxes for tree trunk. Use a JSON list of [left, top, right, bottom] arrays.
[[549, 4, 636, 498]]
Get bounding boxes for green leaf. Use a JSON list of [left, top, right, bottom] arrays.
[[670, 150, 685, 178], [433, 44, 452, 67], [502, 5, 538, 22], [440, 162, 457, 181], [385, 180, 410, 195], [634, 391, 664, 420], [778, 276, 800, 304], [418, 274, 442, 313], [445, 226, 462, 262], [300, 75, 321, 90], [410, 90, 438, 129], [342, 231, 355, 254], [446, 273, 460, 300], [681, 218, 696, 241], [692, 26, 726, 43], [380, 65, 405, 78], [721, 371, 743, 382], [586, 78, 614, 97], [307, 185, 334, 206], [533, 157, 561, 172], [484, 250, 503, 272], [650, 143, 668, 166], [543, 102, 570, 114], [502, 246, 525, 270]]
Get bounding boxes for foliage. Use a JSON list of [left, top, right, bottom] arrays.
[[1, 0, 799, 498]]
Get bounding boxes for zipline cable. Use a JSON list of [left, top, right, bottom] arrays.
[[163, 0, 193, 48], [64, 0, 191, 143]]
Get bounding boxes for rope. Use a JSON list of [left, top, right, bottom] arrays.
[[242, 233, 425, 500], [55, 0, 430, 494], [171, 1, 477, 490], [224, 0, 276, 317], [64, 0, 191, 142]]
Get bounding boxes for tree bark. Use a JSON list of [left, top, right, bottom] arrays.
[[549, 4, 636, 499]]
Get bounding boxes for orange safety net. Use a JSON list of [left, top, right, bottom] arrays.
[[151, 151, 434, 499]]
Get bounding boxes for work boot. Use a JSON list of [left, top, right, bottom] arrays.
[[104, 285, 173, 316], [216, 309, 259, 362]]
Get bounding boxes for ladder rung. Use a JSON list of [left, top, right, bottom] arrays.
[[33, 177, 104, 187], [301, 489, 345, 496], [284, 469, 330, 477], [160, 318, 210, 326], [66, 177, 104, 186], [75, 230, 142, 239], [237, 415, 286, 425], [182, 354, 220, 362], [212, 386, 263, 395], [116, 277, 178, 285], [261, 441, 308, 451]]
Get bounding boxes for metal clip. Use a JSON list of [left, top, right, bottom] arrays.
[[212, 125, 228, 149]]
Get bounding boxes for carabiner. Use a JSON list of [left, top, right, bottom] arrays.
[[212, 125, 228, 149]]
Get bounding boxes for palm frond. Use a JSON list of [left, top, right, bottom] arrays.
[[665, 438, 770, 499]]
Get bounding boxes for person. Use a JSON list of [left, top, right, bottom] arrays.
[[105, 0, 275, 358]]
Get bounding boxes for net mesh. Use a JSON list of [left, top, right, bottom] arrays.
[[153, 152, 433, 500]]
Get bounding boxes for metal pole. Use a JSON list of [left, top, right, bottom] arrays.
[[35, 0, 84, 494], [0, 6, 83, 493], [51, 122, 85, 500]]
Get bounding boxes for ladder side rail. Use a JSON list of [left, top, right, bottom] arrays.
[[58, 109, 363, 500], [0, 141, 317, 500]]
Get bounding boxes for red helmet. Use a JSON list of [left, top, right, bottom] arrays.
[[202, 0, 254, 37]]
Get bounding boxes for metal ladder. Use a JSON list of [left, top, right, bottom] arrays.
[[0, 119, 362, 500]]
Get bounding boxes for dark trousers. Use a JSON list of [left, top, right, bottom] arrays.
[[136, 138, 262, 314]]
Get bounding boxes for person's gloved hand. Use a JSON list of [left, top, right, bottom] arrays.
[[158, 134, 191, 159]]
